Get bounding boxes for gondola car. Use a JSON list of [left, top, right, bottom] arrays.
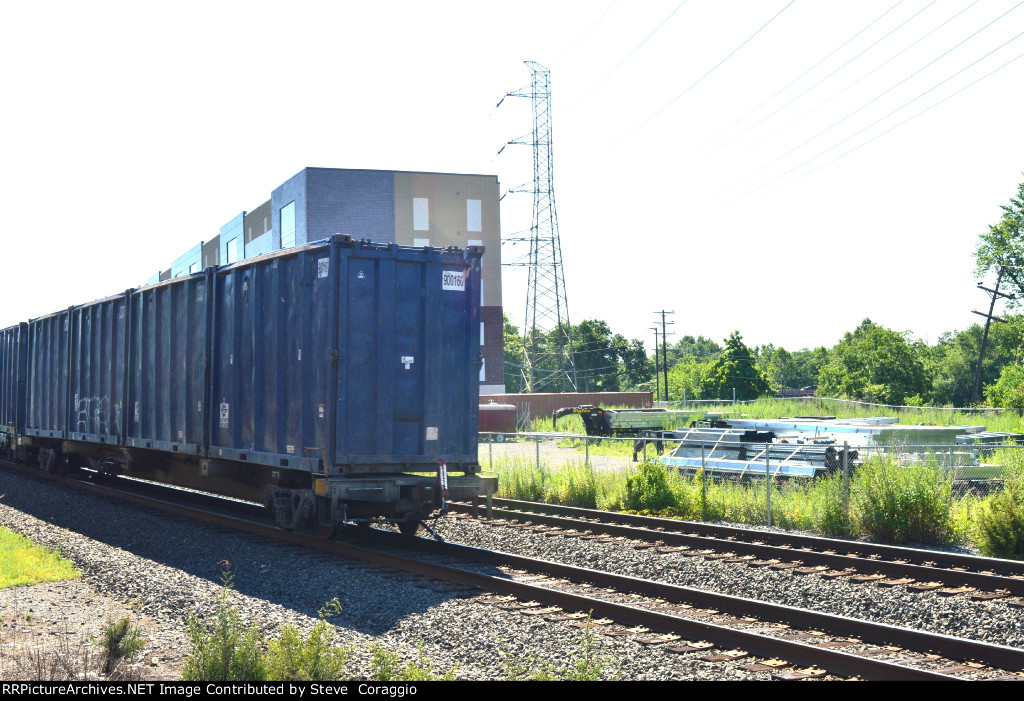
[[0, 235, 495, 536]]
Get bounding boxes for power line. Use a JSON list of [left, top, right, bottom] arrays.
[[608, 0, 797, 151], [709, 0, 1024, 205], [731, 29, 1024, 206], [688, 0, 910, 162], [565, 1, 690, 111], [554, 0, 620, 64], [752, 45, 1024, 201], [701, 0, 947, 168]]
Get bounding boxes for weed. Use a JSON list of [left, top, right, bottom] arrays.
[[100, 616, 144, 675], [495, 615, 619, 681], [369, 644, 456, 681], [623, 462, 676, 512], [851, 456, 956, 545], [563, 616, 619, 681], [180, 566, 266, 682], [265, 598, 350, 681], [547, 461, 598, 509], [976, 463, 1024, 559]]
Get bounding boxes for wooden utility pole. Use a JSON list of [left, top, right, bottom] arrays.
[[971, 266, 1014, 403]]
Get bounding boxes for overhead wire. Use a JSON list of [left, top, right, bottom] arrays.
[[688, 0, 909, 161], [711, 0, 980, 170], [752, 44, 1024, 203], [608, 0, 797, 151], [553, 0, 620, 64], [709, 0, 1024, 204], [564, 0, 691, 112]]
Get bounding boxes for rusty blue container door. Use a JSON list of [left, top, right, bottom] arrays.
[[126, 274, 210, 454], [68, 294, 128, 445], [0, 323, 27, 435], [333, 242, 481, 471], [26, 310, 70, 438]]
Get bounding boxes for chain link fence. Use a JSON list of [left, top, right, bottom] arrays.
[[478, 431, 1023, 528]]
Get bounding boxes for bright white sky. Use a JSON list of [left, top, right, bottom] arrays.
[[2, 1, 1023, 354]]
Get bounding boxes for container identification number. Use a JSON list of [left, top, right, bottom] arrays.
[[442, 269, 464, 291]]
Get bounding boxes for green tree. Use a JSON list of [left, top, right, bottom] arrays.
[[817, 319, 926, 405], [665, 335, 722, 368], [572, 319, 623, 392], [616, 336, 652, 390], [984, 363, 1024, 408], [502, 315, 524, 394], [702, 332, 771, 400], [975, 178, 1024, 302], [790, 346, 828, 388], [666, 357, 714, 400]]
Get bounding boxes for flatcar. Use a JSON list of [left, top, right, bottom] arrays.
[[0, 235, 495, 536]]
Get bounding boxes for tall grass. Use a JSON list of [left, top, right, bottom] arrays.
[[850, 455, 957, 544], [674, 397, 1024, 432], [493, 455, 985, 546]]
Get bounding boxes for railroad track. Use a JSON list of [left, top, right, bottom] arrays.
[[3, 461, 1023, 680], [449, 498, 1024, 599]]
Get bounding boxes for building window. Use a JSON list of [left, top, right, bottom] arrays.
[[479, 357, 486, 382], [413, 198, 429, 231], [467, 199, 482, 232], [189, 262, 199, 274], [413, 238, 430, 247], [226, 238, 240, 264], [281, 202, 296, 249]]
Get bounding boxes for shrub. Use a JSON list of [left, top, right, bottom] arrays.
[[100, 616, 144, 675], [976, 464, 1024, 559], [265, 599, 350, 681], [180, 569, 266, 681], [851, 457, 956, 545], [369, 645, 456, 681], [623, 462, 676, 512]]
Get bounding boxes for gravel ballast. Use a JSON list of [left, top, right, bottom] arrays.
[[435, 516, 1024, 650], [0, 470, 772, 681]]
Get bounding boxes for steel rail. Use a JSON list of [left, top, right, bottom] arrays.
[[390, 532, 1024, 675], [449, 503, 1024, 596], [483, 497, 1024, 577], [0, 461, 1009, 680]]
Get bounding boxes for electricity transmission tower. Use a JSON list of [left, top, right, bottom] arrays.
[[500, 61, 577, 392]]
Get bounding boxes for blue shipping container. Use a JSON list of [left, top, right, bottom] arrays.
[[27, 310, 70, 439], [0, 323, 27, 436], [127, 275, 210, 455], [68, 294, 129, 445], [208, 237, 482, 475]]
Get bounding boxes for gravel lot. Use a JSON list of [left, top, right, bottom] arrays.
[[0, 470, 774, 681]]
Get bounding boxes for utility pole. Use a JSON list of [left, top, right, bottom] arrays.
[[972, 266, 1015, 403], [653, 310, 675, 402], [651, 326, 661, 402]]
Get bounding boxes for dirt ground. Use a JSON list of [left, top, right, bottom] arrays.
[[0, 578, 185, 681]]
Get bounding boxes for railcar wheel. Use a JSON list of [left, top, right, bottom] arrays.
[[397, 518, 420, 537], [315, 521, 339, 540]]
